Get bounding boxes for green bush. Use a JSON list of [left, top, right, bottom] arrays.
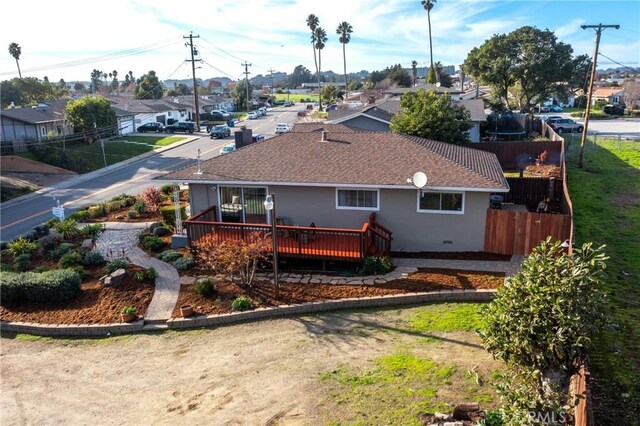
[[80, 223, 103, 239], [0, 269, 81, 304], [39, 235, 61, 251], [363, 256, 393, 275], [83, 251, 105, 267], [88, 204, 105, 218], [58, 251, 83, 268], [160, 184, 175, 195], [194, 279, 216, 297], [121, 306, 136, 314], [5, 237, 38, 256], [13, 253, 32, 272], [32, 224, 50, 237], [135, 271, 146, 282], [570, 111, 609, 119], [231, 296, 252, 311], [142, 235, 167, 252], [172, 256, 195, 271], [481, 410, 505, 426], [46, 217, 61, 228], [127, 210, 138, 219], [146, 267, 158, 280], [153, 226, 171, 236], [110, 193, 136, 206], [66, 265, 88, 279], [71, 210, 90, 221], [54, 219, 79, 241], [157, 250, 183, 262], [49, 242, 76, 260], [104, 258, 130, 274], [133, 200, 146, 215], [160, 205, 186, 229]]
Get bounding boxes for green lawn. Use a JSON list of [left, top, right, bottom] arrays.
[[18, 135, 184, 172], [565, 137, 640, 423], [274, 93, 319, 103]]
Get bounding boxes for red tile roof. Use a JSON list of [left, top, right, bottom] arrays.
[[161, 130, 508, 191]]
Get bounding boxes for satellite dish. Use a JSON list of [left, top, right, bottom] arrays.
[[435, 82, 441, 87], [411, 172, 427, 189]]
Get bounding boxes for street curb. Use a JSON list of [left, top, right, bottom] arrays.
[[0, 289, 496, 337]]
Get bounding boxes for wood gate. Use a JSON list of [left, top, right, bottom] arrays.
[[484, 208, 572, 255]]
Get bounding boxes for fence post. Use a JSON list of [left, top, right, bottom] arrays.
[[593, 131, 598, 146], [617, 133, 621, 150]]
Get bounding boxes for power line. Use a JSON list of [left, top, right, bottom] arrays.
[[241, 62, 252, 111], [598, 52, 638, 70], [184, 32, 202, 130]]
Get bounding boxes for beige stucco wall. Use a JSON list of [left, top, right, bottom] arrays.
[[189, 183, 490, 252]]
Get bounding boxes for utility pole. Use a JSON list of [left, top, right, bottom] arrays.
[[578, 23, 619, 168], [241, 62, 252, 111], [267, 68, 276, 100], [184, 32, 202, 131]]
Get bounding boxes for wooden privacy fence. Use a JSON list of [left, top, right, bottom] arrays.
[[484, 208, 572, 255], [474, 140, 563, 170], [501, 177, 564, 208]]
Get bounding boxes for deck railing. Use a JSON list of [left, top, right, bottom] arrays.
[[183, 207, 392, 262]]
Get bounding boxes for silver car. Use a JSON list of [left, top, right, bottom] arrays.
[[549, 119, 584, 134]]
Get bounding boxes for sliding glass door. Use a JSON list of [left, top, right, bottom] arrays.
[[218, 186, 267, 224]]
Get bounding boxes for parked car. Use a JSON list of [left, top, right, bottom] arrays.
[[275, 123, 290, 134], [297, 110, 307, 117], [258, 107, 267, 116], [137, 122, 165, 133], [209, 124, 231, 139], [540, 115, 563, 123], [274, 100, 285, 106], [252, 134, 265, 143], [247, 111, 258, 120], [325, 104, 337, 111], [284, 101, 294, 107], [549, 105, 563, 112], [210, 110, 232, 121], [604, 104, 625, 116], [165, 122, 195, 134], [219, 143, 236, 155], [549, 119, 584, 134]]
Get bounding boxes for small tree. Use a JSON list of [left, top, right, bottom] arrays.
[[140, 186, 162, 214], [193, 233, 270, 287], [479, 238, 608, 422], [390, 89, 471, 144]]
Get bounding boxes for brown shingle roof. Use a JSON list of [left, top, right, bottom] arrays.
[[160, 130, 507, 191], [290, 123, 355, 133]]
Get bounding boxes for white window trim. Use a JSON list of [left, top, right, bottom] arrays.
[[416, 190, 465, 215], [335, 188, 380, 211]]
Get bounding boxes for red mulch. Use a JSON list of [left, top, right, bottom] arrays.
[[391, 251, 512, 261], [171, 268, 504, 318], [0, 266, 155, 325]]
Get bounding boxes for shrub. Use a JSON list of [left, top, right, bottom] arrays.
[[110, 193, 136, 206], [157, 250, 183, 262], [160, 184, 175, 195], [133, 200, 146, 215], [54, 219, 79, 241], [153, 226, 171, 236], [83, 251, 105, 267], [59, 251, 83, 268], [127, 210, 138, 219], [70, 209, 90, 221], [80, 223, 103, 239], [194, 279, 216, 297], [21, 230, 38, 241], [146, 267, 158, 280], [0, 269, 81, 304], [46, 217, 61, 228], [172, 256, 195, 271], [135, 271, 147, 282], [5, 237, 39, 256], [160, 205, 186, 229], [121, 306, 136, 315], [104, 258, 130, 274], [363, 255, 393, 275], [66, 265, 88, 279], [49, 242, 75, 260], [231, 296, 252, 311], [142, 235, 167, 252], [88, 204, 105, 218], [106, 199, 126, 213], [32, 224, 50, 237], [13, 253, 32, 272], [140, 186, 162, 214], [149, 222, 163, 231]]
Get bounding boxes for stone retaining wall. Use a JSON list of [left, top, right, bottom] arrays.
[[1, 289, 496, 337]]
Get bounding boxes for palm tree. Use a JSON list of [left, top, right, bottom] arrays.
[[306, 14, 320, 100], [336, 21, 353, 100], [8, 42, 22, 78], [434, 61, 443, 84], [411, 60, 418, 86], [313, 26, 328, 110], [421, 0, 437, 78]]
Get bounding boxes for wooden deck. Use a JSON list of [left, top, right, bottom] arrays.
[[184, 207, 392, 262]]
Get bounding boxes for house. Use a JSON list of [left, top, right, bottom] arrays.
[[109, 99, 188, 134], [327, 98, 486, 142], [1, 100, 71, 144], [592, 87, 625, 105], [160, 125, 508, 259]]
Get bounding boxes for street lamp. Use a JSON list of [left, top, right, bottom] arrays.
[[263, 194, 279, 287]]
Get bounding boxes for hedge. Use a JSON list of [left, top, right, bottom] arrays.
[[160, 205, 186, 229], [0, 269, 81, 304]]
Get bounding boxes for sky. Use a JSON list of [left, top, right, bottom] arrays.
[[1, 0, 639, 84]]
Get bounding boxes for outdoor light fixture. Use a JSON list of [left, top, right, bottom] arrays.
[[263, 194, 279, 287]]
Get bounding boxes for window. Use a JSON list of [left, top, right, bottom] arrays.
[[336, 189, 379, 211], [418, 192, 464, 214]]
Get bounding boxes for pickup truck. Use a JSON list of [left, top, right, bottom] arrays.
[[165, 122, 195, 134]]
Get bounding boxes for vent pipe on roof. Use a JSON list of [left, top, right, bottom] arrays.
[[321, 131, 329, 142]]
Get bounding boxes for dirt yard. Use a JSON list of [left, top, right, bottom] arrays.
[[1, 305, 501, 425]]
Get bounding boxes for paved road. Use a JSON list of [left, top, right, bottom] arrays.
[[0, 107, 299, 241], [547, 113, 640, 139]]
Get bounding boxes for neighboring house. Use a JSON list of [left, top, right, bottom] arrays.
[[160, 125, 508, 255], [383, 83, 463, 98], [592, 87, 625, 105], [1, 101, 71, 144], [110, 99, 187, 134], [328, 98, 486, 142]]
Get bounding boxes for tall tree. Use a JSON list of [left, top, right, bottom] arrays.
[[336, 21, 353, 100], [134, 70, 163, 99], [434, 61, 443, 84], [421, 0, 437, 83], [232, 79, 252, 112], [288, 64, 312, 87], [306, 14, 320, 103], [8, 42, 22, 78], [90, 69, 103, 94], [390, 89, 471, 144], [313, 26, 328, 110], [111, 70, 119, 91], [411, 60, 418, 86], [64, 95, 117, 137]]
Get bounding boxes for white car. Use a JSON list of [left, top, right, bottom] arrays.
[[219, 143, 236, 155], [275, 123, 290, 134], [247, 112, 258, 120]]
